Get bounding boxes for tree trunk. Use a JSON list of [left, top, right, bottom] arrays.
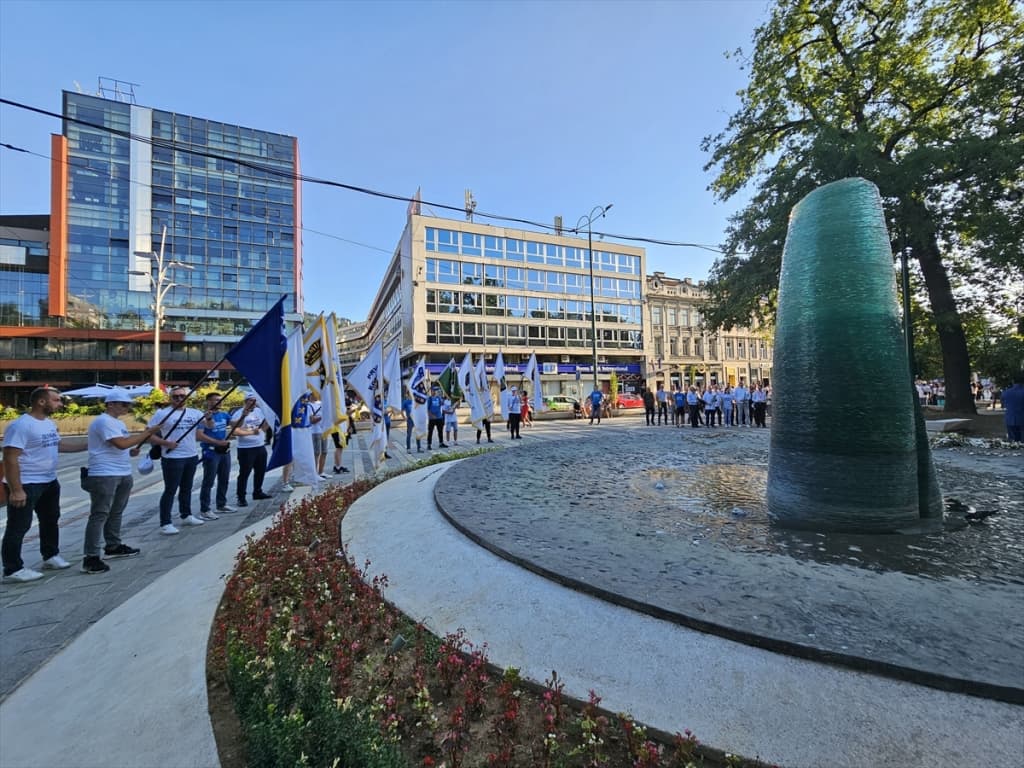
[[914, 231, 976, 414]]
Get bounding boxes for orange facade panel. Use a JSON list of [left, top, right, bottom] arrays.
[[49, 134, 68, 317]]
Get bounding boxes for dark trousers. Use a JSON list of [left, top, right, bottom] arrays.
[[200, 450, 231, 512], [508, 412, 521, 438], [754, 401, 767, 427], [2, 480, 61, 575], [427, 418, 444, 446], [236, 446, 267, 501], [689, 404, 701, 427], [657, 402, 668, 424], [476, 419, 492, 442], [159, 456, 199, 525], [645, 406, 656, 425], [406, 420, 414, 450]]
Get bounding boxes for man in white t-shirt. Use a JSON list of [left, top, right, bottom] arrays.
[[309, 393, 330, 479], [147, 386, 217, 534], [230, 392, 272, 507], [82, 389, 160, 574], [733, 380, 750, 426], [2, 387, 86, 582]]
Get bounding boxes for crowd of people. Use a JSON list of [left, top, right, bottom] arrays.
[[639, 380, 770, 429]]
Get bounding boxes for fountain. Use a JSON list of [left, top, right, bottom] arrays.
[[767, 178, 943, 532]]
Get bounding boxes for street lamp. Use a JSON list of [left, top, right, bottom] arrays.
[[129, 225, 192, 388], [575, 204, 613, 391]]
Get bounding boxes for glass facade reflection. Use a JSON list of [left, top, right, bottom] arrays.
[[62, 91, 299, 334]]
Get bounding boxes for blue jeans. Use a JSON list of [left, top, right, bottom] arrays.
[[84, 474, 133, 556], [158, 456, 199, 525], [2, 480, 61, 575], [200, 450, 231, 512]]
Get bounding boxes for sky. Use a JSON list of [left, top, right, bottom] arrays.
[[0, 0, 770, 322]]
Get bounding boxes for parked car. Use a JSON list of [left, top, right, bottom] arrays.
[[615, 392, 644, 409], [543, 395, 580, 412]]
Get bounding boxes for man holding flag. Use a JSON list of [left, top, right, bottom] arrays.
[[348, 341, 388, 467]]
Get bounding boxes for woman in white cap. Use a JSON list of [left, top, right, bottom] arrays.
[[230, 391, 272, 507]]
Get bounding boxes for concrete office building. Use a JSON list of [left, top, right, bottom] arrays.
[[0, 85, 301, 405], [354, 209, 650, 400]]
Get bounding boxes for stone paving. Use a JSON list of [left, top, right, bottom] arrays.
[[435, 422, 1024, 703]]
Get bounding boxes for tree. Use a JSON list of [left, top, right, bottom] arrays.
[[702, 0, 1024, 413]]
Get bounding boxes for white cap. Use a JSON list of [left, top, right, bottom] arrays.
[[104, 389, 134, 404]]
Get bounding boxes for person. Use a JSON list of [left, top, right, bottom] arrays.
[[686, 386, 701, 428], [426, 384, 446, 449], [309, 393, 330, 478], [374, 393, 393, 459], [230, 392, 273, 507], [147, 386, 210, 534], [476, 417, 492, 444], [733, 379, 750, 426], [673, 386, 687, 427], [1001, 373, 1024, 442], [506, 386, 521, 439], [702, 386, 718, 428], [81, 389, 159, 574], [656, 383, 669, 425], [720, 385, 734, 428], [198, 392, 235, 520], [519, 390, 531, 431], [752, 384, 768, 427], [402, 387, 421, 452], [2, 387, 86, 582], [442, 394, 458, 445], [643, 387, 656, 426], [588, 386, 604, 425]]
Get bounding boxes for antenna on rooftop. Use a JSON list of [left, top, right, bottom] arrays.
[[97, 77, 139, 104], [554, 215, 563, 235], [465, 189, 477, 222]]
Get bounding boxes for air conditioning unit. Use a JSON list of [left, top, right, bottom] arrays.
[[4, 373, 21, 382], [560, 355, 571, 363]]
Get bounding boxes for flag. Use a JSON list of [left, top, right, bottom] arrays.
[[476, 355, 494, 420], [382, 344, 402, 413], [323, 313, 348, 444], [493, 351, 507, 417], [523, 352, 546, 414], [225, 296, 294, 470], [349, 342, 388, 467], [436, 357, 461, 400], [225, 296, 287, 425], [286, 326, 319, 486], [459, 352, 485, 430], [303, 314, 329, 399], [409, 356, 429, 441]]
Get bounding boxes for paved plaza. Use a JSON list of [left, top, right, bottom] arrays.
[[1, 412, 1022, 768]]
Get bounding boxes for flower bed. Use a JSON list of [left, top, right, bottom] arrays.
[[210, 460, 774, 768]]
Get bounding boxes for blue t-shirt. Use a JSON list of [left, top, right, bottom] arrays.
[[589, 391, 603, 408], [673, 391, 686, 409], [200, 411, 230, 456], [427, 395, 443, 419]]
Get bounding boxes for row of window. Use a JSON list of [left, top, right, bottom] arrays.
[[0, 337, 232, 361], [152, 170, 293, 202], [425, 258, 642, 300], [651, 337, 770, 360], [426, 289, 642, 324], [151, 110, 294, 163], [152, 193, 294, 226], [425, 228, 641, 276], [651, 306, 703, 328], [426, 321, 644, 349]]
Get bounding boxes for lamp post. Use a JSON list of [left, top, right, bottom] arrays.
[[129, 226, 192, 388], [576, 204, 613, 392]]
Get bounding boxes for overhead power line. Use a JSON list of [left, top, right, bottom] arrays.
[[0, 96, 732, 254]]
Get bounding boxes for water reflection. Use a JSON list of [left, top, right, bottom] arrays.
[[630, 465, 1024, 586]]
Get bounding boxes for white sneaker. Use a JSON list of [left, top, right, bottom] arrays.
[[182, 515, 205, 526], [159, 524, 180, 535], [279, 483, 295, 492], [318, 473, 331, 480], [41, 555, 71, 570], [199, 509, 220, 520], [3, 567, 44, 583], [216, 504, 236, 513]]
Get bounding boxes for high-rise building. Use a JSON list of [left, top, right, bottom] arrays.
[[0, 88, 301, 405]]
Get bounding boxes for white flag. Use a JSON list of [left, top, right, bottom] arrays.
[[476, 355, 494, 420], [409, 357, 429, 441], [349, 341, 388, 468], [459, 352, 485, 430], [493, 351, 506, 417], [523, 352, 546, 413], [324, 313, 348, 444], [287, 326, 319, 488], [383, 344, 402, 414]]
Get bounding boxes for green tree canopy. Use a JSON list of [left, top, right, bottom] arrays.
[[702, 0, 1023, 413]]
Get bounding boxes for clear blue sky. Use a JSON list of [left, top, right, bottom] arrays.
[[0, 0, 768, 321]]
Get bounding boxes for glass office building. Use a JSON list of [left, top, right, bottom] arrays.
[[58, 91, 301, 336]]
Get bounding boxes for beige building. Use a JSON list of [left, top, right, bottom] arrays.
[[353, 212, 647, 399], [645, 271, 773, 390], [346, 212, 770, 400]]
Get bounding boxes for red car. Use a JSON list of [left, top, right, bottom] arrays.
[[615, 392, 644, 409]]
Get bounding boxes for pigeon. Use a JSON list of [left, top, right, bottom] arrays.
[[964, 509, 997, 524]]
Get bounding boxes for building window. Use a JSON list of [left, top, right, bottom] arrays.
[[485, 323, 505, 344], [527, 270, 544, 292], [546, 299, 564, 320], [680, 308, 690, 327], [437, 229, 459, 254], [549, 326, 567, 347], [461, 232, 481, 256], [565, 273, 585, 295], [506, 295, 526, 318], [725, 339, 734, 357], [667, 307, 677, 326], [505, 238, 523, 261], [565, 247, 582, 269], [505, 267, 524, 290], [738, 340, 746, 359], [484, 293, 505, 316], [438, 321, 459, 344], [426, 258, 459, 284], [527, 297, 545, 318], [484, 264, 503, 287], [654, 338, 663, 357], [669, 337, 678, 356], [526, 241, 544, 263], [546, 271, 564, 293], [507, 324, 527, 346], [484, 236, 503, 259], [462, 292, 482, 314], [528, 325, 546, 344], [463, 322, 483, 344], [652, 306, 662, 326], [545, 243, 563, 266], [462, 262, 482, 286]]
